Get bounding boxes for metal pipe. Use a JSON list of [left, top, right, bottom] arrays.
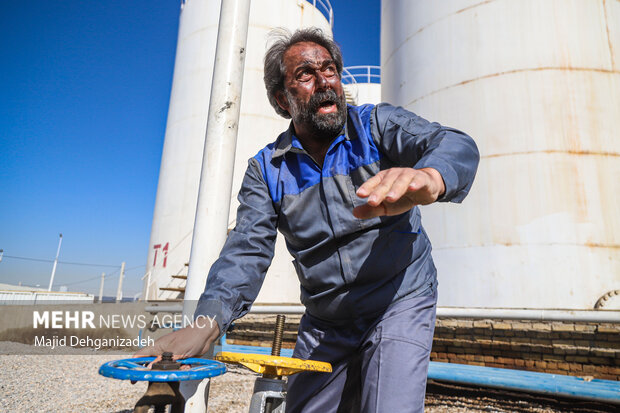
[[47, 233, 63, 291], [151, 304, 620, 323], [251, 306, 620, 323], [428, 361, 620, 404], [182, 0, 252, 321], [434, 307, 620, 323], [249, 305, 307, 315], [180, 3, 252, 410]]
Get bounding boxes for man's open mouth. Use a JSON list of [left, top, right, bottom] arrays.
[[317, 99, 337, 114]]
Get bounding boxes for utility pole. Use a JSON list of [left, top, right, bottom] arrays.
[[116, 262, 125, 302], [48, 233, 63, 291], [98, 272, 105, 303]]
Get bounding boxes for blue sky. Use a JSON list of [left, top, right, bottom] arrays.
[[0, 0, 380, 297]]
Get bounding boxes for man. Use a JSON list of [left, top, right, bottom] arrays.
[[137, 28, 479, 412]]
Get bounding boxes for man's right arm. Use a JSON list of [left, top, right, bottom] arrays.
[[135, 158, 278, 358], [194, 157, 279, 334]]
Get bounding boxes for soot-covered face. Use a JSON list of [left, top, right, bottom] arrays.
[[277, 42, 347, 141]]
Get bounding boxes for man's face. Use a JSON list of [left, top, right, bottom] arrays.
[[278, 42, 347, 141]]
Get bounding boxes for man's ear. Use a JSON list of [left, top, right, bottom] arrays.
[[275, 90, 289, 113]]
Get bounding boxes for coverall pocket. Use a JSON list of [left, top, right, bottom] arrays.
[[345, 175, 382, 230]]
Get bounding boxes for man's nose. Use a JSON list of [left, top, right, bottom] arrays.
[[316, 72, 330, 90]]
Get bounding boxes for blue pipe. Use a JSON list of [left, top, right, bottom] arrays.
[[428, 362, 620, 405], [216, 334, 294, 357], [217, 336, 619, 404]]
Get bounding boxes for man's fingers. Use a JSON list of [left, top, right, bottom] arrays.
[[352, 203, 386, 219], [133, 345, 160, 357], [385, 172, 417, 202], [407, 169, 445, 205], [356, 171, 386, 198], [353, 167, 445, 219], [407, 170, 429, 192], [147, 355, 162, 369], [131, 324, 218, 365], [364, 169, 404, 206], [133, 334, 170, 358]]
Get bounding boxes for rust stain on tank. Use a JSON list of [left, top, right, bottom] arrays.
[[452, 68, 618, 90], [603, 0, 616, 70], [454, 0, 496, 15], [462, 242, 620, 249], [299, 1, 305, 27], [570, 155, 588, 222], [483, 150, 620, 159], [584, 242, 619, 249]]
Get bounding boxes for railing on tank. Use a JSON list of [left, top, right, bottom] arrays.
[[341, 65, 381, 85], [307, 0, 334, 28], [180, 1, 334, 27]]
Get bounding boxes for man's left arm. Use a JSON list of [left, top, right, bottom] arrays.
[[353, 103, 480, 219]]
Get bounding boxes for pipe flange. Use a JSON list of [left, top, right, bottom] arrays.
[[594, 290, 620, 310]]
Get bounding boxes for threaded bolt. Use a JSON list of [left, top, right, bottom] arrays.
[[271, 315, 285, 356]]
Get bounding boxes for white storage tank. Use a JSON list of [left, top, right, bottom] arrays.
[[381, 0, 620, 309], [145, 0, 333, 301]]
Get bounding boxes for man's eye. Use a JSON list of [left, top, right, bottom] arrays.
[[323, 66, 336, 76], [297, 71, 312, 81]]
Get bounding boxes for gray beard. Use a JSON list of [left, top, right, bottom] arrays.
[[287, 89, 347, 141]]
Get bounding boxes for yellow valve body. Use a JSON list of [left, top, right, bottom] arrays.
[[215, 352, 332, 376]]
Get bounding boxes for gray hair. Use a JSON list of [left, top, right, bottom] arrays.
[[264, 27, 343, 119]]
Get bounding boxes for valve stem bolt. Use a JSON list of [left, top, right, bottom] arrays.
[[271, 315, 285, 357]]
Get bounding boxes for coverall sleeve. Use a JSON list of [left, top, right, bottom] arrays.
[[194, 158, 278, 334], [370, 103, 480, 203]]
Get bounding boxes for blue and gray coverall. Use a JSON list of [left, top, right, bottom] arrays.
[[196, 103, 479, 412]]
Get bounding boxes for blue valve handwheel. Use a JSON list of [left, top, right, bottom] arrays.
[[99, 357, 227, 382]]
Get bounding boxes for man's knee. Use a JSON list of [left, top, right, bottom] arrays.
[[360, 336, 431, 413]]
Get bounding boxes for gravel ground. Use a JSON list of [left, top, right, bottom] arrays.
[[0, 342, 256, 413], [0, 342, 616, 412]]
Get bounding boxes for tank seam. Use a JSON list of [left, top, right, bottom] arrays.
[[382, 0, 497, 67], [406, 67, 620, 106]]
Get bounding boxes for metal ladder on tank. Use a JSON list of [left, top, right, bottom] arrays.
[[159, 263, 188, 299]]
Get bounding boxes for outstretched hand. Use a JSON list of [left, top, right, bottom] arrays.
[[133, 319, 220, 360], [352, 167, 445, 219]]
